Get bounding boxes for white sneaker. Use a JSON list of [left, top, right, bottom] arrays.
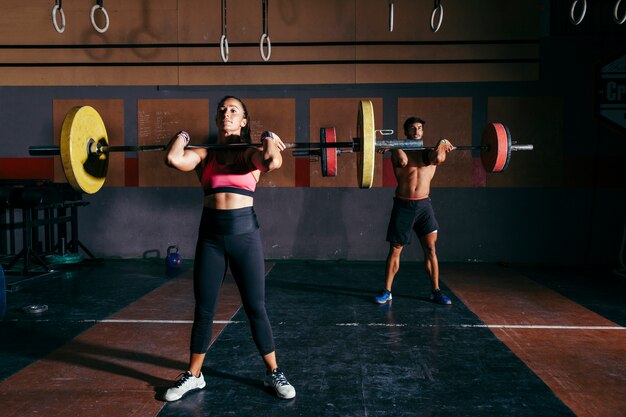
[[164, 371, 206, 401], [264, 369, 296, 399]]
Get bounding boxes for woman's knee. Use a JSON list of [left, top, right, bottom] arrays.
[[244, 299, 268, 320], [194, 303, 217, 322]]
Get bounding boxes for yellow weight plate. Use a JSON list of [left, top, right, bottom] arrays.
[[60, 106, 109, 194], [356, 100, 375, 188]]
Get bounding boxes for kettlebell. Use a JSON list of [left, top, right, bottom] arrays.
[[165, 245, 182, 269]]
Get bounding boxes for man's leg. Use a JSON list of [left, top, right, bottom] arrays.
[[419, 232, 451, 305], [375, 243, 403, 304], [418, 232, 439, 291], [384, 243, 404, 292]]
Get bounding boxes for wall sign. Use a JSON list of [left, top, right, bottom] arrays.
[[598, 53, 626, 135]]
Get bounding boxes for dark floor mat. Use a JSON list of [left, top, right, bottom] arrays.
[[159, 262, 574, 417]]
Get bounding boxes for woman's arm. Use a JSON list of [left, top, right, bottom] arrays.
[[165, 131, 205, 172], [247, 131, 285, 173]]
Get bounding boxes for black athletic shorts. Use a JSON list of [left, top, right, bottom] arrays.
[[386, 197, 439, 245]]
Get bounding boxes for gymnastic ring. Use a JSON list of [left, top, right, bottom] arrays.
[[90, 4, 110, 33], [430, 3, 444, 33], [220, 34, 229, 63], [260, 33, 271, 62], [569, 0, 587, 25], [615, 0, 626, 24], [52, 4, 66, 33]]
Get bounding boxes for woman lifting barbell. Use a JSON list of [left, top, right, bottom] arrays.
[[162, 96, 296, 401]]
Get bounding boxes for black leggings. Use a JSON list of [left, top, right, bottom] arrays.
[[190, 207, 275, 356]]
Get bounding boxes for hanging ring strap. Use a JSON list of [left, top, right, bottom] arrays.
[[615, 0, 626, 24], [389, 0, 394, 32], [220, 0, 229, 62], [569, 0, 587, 25], [260, 33, 271, 62], [52, 0, 66, 33], [430, 0, 443, 33], [220, 34, 229, 63], [260, 0, 271, 61], [90, 0, 110, 33]]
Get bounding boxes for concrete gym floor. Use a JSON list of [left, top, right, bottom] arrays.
[[0, 259, 625, 417]]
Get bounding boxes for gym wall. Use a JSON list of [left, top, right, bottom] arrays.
[[0, 0, 625, 265]]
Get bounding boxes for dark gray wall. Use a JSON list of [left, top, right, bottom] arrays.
[[2, 2, 626, 266], [69, 186, 625, 265], [2, 76, 625, 265]]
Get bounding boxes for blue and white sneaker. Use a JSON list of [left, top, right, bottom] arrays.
[[164, 371, 206, 401], [374, 289, 392, 304], [431, 289, 452, 305], [264, 368, 296, 399]]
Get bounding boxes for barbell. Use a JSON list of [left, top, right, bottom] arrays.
[[28, 101, 533, 194]]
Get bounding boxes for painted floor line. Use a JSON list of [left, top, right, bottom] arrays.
[[9, 319, 623, 330], [7, 319, 244, 324], [336, 323, 624, 330], [464, 324, 624, 330]]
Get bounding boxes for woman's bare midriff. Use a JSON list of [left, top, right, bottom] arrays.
[[204, 193, 254, 210]]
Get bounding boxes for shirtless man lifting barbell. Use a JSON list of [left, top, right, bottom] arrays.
[[374, 116, 454, 306]]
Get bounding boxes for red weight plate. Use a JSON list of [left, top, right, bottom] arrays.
[[481, 122, 511, 173], [320, 127, 338, 177], [320, 128, 328, 177], [325, 127, 337, 177]]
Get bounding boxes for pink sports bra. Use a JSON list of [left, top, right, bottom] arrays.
[[200, 151, 257, 197]]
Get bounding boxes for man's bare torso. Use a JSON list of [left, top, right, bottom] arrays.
[[392, 149, 436, 199]]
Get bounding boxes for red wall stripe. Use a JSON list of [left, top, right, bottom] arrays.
[[294, 158, 310, 187], [382, 157, 396, 187], [125, 157, 139, 187], [472, 157, 487, 187], [0, 158, 54, 180]]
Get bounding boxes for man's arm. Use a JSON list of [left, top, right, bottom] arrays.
[[425, 139, 455, 165], [391, 149, 409, 168]]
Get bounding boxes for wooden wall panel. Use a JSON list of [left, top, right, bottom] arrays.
[[0, 67, 179, 86], [0, 0, 540, 86], [179, 64, 357, 86], [397, 98, 474, 188], [0, 63, 537, 86], [310, 98, 384, 188], [1, 48, 178, 65], [179, 0, 357, 44], [242, 98, 295, 187], [356, 44, 540, 61], [486, 97, 564, 187], [178, 45, 356, 64], [356, 0, 541, 41], [52, 99, 125, 189], [357, 63, 539, 84], [1, 1, 179, 45], [136, 98, 293, 188], [179, 0, 541, 44], [137, 99, 209, 187]]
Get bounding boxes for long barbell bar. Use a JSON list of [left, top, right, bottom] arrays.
[[28, 102, 533, 193], [28, 141, 358, 156], [28, 128, 395, 156], [28, 139, 532, 156]]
